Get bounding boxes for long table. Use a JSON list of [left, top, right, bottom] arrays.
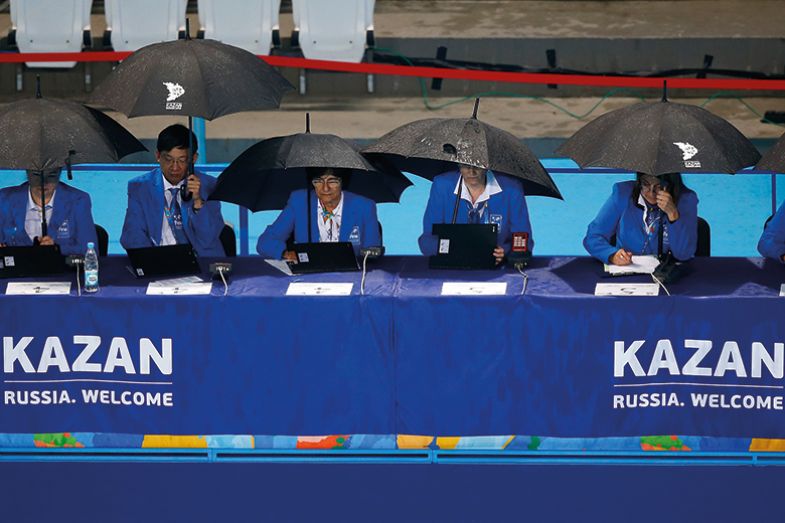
[[1, 256, 784, 444]]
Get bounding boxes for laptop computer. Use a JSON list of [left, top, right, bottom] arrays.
[[289, 242, 360, 274], [429, 223, 498, 270], [0, 245, 67, 278], [126, 244, 201, 278]]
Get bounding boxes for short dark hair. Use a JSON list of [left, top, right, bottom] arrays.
[[157, 124, 198, 154], [632, 172, 688, 205], [306, 167, 351, 189]]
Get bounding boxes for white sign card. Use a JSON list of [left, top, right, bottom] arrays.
[[146, 276, 212, 295], [6, 282, 72, 295], [285, 282, 353, 296], [595, 283, 660, 296], [441, 282, 508, 296]]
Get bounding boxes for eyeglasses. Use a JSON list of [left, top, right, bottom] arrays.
[[640, 181, 662, 193], [311, 177, 342, 188], [160, 154, 190, 168]]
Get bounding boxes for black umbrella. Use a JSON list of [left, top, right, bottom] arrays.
[[210, 115, 413, 216], [0, 82, 146, 236], [361, 98, 563, 200], [756, 130, 785, 173], [88, 22, 294, 201], [557, 89, 761, 175]]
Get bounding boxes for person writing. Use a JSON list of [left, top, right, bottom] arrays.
[[0, 169, 97, 255], [257, 167, 381, 260], [584, 172, 698, 265], [418, 164, 533, 264], [120, 124, 225, 256]]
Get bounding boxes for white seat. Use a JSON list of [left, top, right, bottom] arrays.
[[105, 0, 187, 52], [292, 0, 374, 63], [10, 0, 92, 68], [197, 0, 280, 55]]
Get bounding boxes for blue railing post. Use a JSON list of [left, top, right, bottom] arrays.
[[193, 117, 207, 162], [240, 206, 249, 255]]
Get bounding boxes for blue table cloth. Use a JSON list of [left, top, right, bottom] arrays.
[[1, 256, 784, 439]]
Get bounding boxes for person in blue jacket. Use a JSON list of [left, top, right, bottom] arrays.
[[257, 167, 381, 260], [0, 169, 97, 256], [584, 172, 698, 265], [418, 164, 533, 264], [120, 124, 225, 256], [758, 201, 785, 263]]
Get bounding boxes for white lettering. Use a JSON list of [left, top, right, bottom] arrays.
[[72, 335, 102, 372], [647, 339, 680, 376], [751, 342, 784, 379], [36, 337, 70, 373], [714, 341, 747, 377], [614, 340, 645, 377], [103, 337, 136, 374], [683, 339, 712, 376], [139, 338, 172, 375], [3, 336, 35, 373]]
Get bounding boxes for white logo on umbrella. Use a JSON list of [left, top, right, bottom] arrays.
[[673, 141, 701, 168], [163, 82, 185, 110], [163, 82, 185, 102], [673, 142, 698, 160]]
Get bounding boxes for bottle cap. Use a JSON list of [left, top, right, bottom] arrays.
[[87, 242, 95, 249]]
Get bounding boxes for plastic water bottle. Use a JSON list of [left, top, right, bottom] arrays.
[[84, 242, 99, 293]]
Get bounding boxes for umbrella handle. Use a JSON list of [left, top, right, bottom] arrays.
[[181, 116, 195, 202], [451, 174, 462, 224]]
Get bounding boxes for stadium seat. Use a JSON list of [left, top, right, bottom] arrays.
[[197, 0, 281, 55], [220, 223, 237, 257], [95, 224, 109, 256], [291, 0, 376, 94], [104, 0, 187, 52], [9, 0, 93, 68]]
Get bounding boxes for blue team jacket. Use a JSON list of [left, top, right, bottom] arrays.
[[256, 189, 381, 258], [0, 182, 97, 256], [417, 170, 534, 256], [120, 168, 225, 257], [583, 180, 698, 263], [758, 200, 785, 263]]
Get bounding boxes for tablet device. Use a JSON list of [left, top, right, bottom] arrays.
[[429, 223, 498, 270], [0, 245, 66, 278], [126, 244, 201, 278], [289, 242, 359, 274]]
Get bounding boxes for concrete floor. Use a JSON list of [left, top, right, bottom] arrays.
[[0, 1, 783, 142], [2, 1, 784, 39]]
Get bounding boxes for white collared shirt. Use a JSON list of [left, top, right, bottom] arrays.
[[317, 193, 344, 243], [25, 189, 56, 241], [160, 175, 185, 246], [453, 170, 502, 221]]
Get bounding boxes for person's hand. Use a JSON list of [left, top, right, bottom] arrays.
[[656, 189, 679, 222], [610, 248, 633, 266], [38, 235, 54, 246], [187, 175, 203, 209], [493, 246, 505, 265], [283, 250, 297, 263]]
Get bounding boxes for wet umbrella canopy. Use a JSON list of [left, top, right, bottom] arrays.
[[88, 37, 293, 119], [0, 97, 146, 171], [210, 115, 412, 211], [0, 83, 146, 236], [362, 99, 562, 199], [756, 130, 785, 173], [557, 95, 761, 176]]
